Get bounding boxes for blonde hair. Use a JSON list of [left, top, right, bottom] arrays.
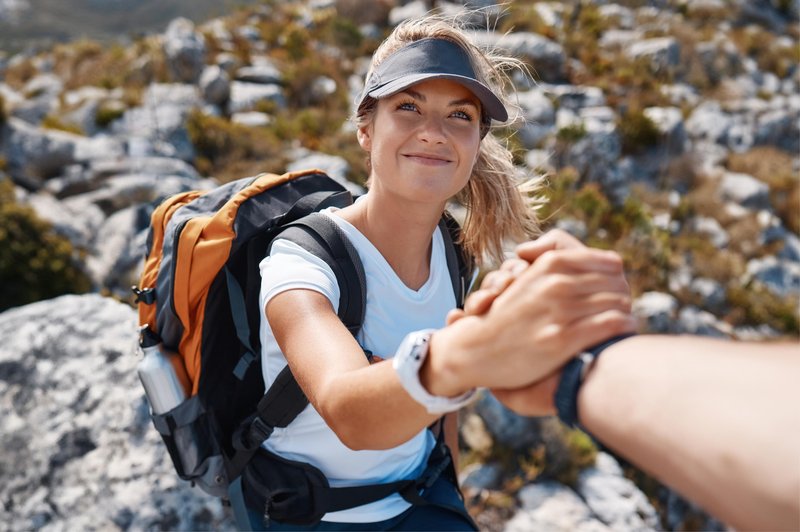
[[354, 15, 543, 265]]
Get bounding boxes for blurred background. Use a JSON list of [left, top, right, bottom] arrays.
[[0, 1, 797, 530]]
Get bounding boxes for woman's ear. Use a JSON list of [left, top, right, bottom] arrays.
[[357, 125, 372, 151]]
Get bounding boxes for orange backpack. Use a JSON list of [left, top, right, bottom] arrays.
[[133, 168, 472, 523]]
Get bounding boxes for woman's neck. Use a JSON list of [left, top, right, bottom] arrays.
[[337, 191, 444, 291]]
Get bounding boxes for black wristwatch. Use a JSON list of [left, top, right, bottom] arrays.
[[554, 334, 635, 429]]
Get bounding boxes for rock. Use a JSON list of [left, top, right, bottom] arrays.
[[163, 18, 206, 83], [4, 117, 80, 184], [112, 84, 200, 162], [598, 4, 635, 29], [660, 83, 700, 108], [228, 81, 286, 114], [744, 256, 800, 297], [469, 31, 566, 82], [199, 65, 231, 106], [577, 452, 661, 531], [470, 391, 547, 451], [677, 307, 733, 338], [524, 149, 555, 174], [87, 157, 201, 183], [73, 135, 126, 163], [310, 76, 338, 103], [717, 171, 770, 210], [685, 101, 733, 144], [626, 37, 680, 76], [689, 277, 727, 313], [287, 151, 365, 195], [690, 215, 730, 248], [517, 89, 556, 148], [554, 117, 625, 200], [633, 291, 679, 333], [65, 173, 216, 216], [0, 295, 234, 530], [388, 0, 428, 26], [755, 108, 798, 152], [545, 84, 606, 111], [644, 106, 686, 153], [460, 462, 504, 491], [460, 412, 494, 455], [235, 57, 282, 85], [231, 111, 272, 127], [737, 0, 789, 31], [25, 190, 105, 250], [506, 481, 610, 532], [85, 205, 150, 296], [598, 29, 644, 49], [529, 2, 563, 29]]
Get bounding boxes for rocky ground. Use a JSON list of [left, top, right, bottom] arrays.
[[1, 0, 797, 530]]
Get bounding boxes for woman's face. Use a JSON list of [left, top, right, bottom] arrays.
[[357, 78, 482, 206]]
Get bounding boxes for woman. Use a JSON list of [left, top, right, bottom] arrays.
[[253, 15, 635, 530]]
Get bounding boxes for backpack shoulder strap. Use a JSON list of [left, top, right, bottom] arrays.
[[278, 213, 367, 335], [438, 212, 474, 309], [229, 213, 367, 471]]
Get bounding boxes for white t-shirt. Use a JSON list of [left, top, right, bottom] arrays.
[[257, 207, 457, 523]]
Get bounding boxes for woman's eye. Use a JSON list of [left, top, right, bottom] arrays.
[[451, 110, 473, 121], [398, 102, 418, 112]]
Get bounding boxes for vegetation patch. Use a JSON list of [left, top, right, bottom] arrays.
[[0, 178, 91, 311], [618, 108, 660, 155], [41, 115, 84, 135]]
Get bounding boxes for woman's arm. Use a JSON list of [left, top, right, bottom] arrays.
[[579, 335, 800, 531], [267, 288, 439, 450], [267, 237, 634, 451]]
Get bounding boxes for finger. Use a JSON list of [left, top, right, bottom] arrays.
[[515, 229, 585, 263], [463, 289, 500, 315], [480, 268, 517, 292], [446, 308, 465, 326], [556, 310, 638, 358], [545, 271, 631, 298], [524, 248, 625, 276], [499, 258, 529, 277]]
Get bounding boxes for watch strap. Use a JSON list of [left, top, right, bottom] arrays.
[[393, 330, 477, 415], [554, 334, 635, 429]]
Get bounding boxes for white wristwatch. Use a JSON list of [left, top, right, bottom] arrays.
[[392, 329, 477, 414]]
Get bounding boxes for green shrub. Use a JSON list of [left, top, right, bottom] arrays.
[[95, 103, 126, 129], [0, 178, 92, 311], [556, 122, 587, 143], [41, 115, 84, 135], [186, 110, 288, 182], [618, 109, 660, 155]]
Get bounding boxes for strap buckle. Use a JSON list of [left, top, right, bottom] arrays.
[[246, 417, 275, 449], [132, 285, 156, 304]]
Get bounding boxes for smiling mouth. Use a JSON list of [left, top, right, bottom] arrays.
[[403, 153, 453, 165]]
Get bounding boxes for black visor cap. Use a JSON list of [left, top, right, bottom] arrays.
[[358, 38, 508, 123]]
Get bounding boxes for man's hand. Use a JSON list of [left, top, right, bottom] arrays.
[[447, 229, 634, 416]]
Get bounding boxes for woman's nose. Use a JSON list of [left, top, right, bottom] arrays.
[[417, 115, 447, 143]]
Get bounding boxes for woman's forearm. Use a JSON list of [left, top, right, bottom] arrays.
[[578, 335, 800, 531]]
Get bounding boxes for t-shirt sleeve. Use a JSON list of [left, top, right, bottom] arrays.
[[258, 238, 340, 315]]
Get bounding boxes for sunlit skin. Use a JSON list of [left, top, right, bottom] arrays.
[[356, 78, 482, 209]]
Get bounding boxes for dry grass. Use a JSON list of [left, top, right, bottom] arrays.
[[726, 147, 800, 234]]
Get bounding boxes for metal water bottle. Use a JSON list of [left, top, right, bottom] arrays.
[[137, 343, 190, 415]]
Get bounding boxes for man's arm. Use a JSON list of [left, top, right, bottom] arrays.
[[578, 335, 800, 531]]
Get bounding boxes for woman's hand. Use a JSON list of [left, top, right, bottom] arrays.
[[430, 229, 635, 403]]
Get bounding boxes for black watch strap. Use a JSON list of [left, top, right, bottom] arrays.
[[554, 334, 635, 429]]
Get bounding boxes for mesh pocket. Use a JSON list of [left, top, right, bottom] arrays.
[[151, 395, 229, 497]]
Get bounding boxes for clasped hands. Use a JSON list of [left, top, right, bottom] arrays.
[[443, 229, 636, 417]]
